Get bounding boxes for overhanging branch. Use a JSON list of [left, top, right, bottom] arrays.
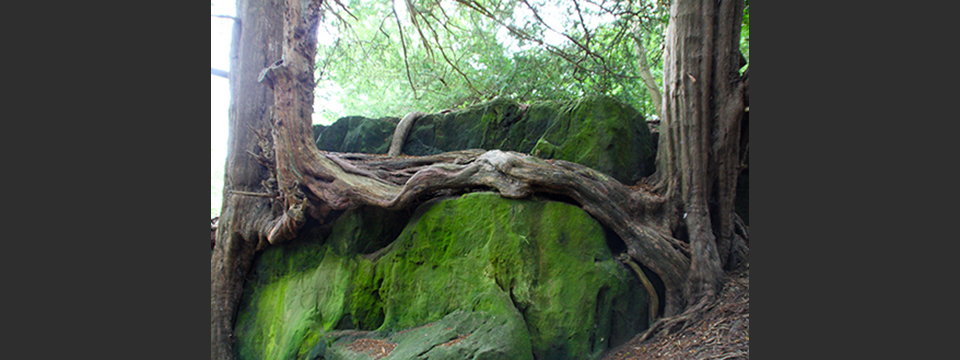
[[211, 67, 229, 78]]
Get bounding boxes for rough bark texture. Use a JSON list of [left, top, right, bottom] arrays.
[[211, 0, 284, 359], [656, 0, 748, 307], [211, 0, 749, 357]]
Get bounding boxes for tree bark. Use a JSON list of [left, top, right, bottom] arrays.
[[657, 0, 748, 306], [388, 111, 426, 156], [210, 0, 284, 359]]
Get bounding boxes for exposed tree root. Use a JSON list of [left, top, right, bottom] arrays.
[[619, 253, 660, 326], [634, 296, 715, 345], [602, 262, 749, 360], [272, 146, 693, 313], [388, 111, 426, 156]]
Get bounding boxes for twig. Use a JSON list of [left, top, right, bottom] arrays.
[[211, 14, 239, 22], [329, 0, 358, 21], [228, 190, 278, 198], [391, 0, 419, 99], [211, 67, 229, 78], [420, 11, 480, 96], [405, 0, 434, 60], [712, 350, 748, 360]]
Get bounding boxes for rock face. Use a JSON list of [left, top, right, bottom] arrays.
[[234, 192, 651, 360], [314, 96, 655, 185], [315, 116, 400, 155]]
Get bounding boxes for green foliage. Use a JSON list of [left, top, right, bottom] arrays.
[[315, 0, 678, 122], [741, 1, 750, 71]]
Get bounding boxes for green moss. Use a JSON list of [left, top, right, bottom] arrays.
[[236, 267, 325, 360], [400, 96, 654, 184], [536, 95, 655, 184], [531, 138, 559, 158], [235, 192, 649, 360], [369, 192, 648, 359], [315, 96, 653, 183], [316, 116, 397, 154], [511, 101, 560, 152]]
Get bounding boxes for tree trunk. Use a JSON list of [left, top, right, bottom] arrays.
[[210, 0, 284, 359], [656, 0, 748, 307]]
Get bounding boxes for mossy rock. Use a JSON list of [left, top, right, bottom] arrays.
[[312, 124, 327, 143], [314, 310, 531, 360], [531, 95, 655, 184], [403, 97, 525, 155], [404, 96, 654, 184], [315, 116, 398, 154], [235, 193, 650, 360], [313, 95, 654, 184]]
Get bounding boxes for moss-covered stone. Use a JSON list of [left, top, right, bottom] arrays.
[[312, 124, 327, 143], [313, 95, 655, 184], [314, 310, 532, 360], [315, 116, 397, 154], [235, 193, 650, 360], [404, 96, 654, 184], [532, 95, 655, 184]]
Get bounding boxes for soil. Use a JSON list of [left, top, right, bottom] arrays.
[[345, 338, 397, 359], [602, 262, 750, 360]]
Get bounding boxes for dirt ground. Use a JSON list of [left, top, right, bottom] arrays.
[[602, 262, 750, 360]]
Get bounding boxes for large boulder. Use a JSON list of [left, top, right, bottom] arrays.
[[234, 192, 652, 360], [314, 95, 655, 185]]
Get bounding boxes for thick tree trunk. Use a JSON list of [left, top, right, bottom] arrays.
[[657, 0, 748, 307], [210, 0, 284, 359]]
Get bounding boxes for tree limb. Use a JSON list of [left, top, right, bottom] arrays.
[[391, 0, 419, 98], [228, 190, 277, 198], [631, 29, 663, 117], [211, 14, 239, 22], [211, 67, 229, 78]]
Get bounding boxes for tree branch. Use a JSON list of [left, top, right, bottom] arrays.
[[211, 67, 229, 78], [631, 29, 663, 117], [211, 14, 239, 22], [391, 0, 419, 98], [228, 190, 278, 198]]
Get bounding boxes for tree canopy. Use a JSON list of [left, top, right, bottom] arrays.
[[311, 0, 747, 123]]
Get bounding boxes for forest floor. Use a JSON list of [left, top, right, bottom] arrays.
[[602, 262, 749, 360]]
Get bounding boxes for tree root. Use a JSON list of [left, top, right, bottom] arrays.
[[632, 296, 717, 345], [266, 197, 307, 246], [388, 111, 425, 156], [619, 253, 660, 326]]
